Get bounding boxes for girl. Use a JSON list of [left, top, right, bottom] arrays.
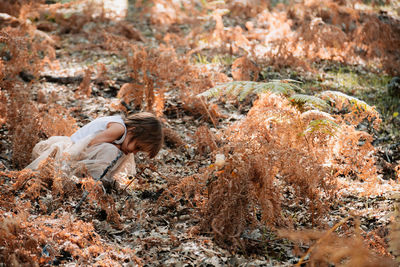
[[26, 112, 164, 183]]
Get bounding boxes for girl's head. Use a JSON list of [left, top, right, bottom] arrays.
[[121, 112, 164, 158]]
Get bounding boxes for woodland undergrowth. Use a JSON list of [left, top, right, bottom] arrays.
[[146, 0, 400, 76], [0, 0, 399, 266], [0, 3, 129, 264]]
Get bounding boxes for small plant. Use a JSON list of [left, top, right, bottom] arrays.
[[279, 217, 397, 266], [194, 53, 210, 65]]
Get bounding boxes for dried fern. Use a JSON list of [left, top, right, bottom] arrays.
[[199, 81, 376, 115], [198, 80, 302, 101], [200, 81, 380, 130]]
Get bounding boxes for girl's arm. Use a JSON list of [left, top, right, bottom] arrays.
[[88, 122, 125, 147]]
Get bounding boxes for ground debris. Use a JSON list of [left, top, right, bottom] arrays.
[[1, 0, 399, 266]]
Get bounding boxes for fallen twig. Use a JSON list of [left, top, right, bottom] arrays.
[[123, 168, 146, 192]]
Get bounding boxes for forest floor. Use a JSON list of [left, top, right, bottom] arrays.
[[1, 0, 400, 266]]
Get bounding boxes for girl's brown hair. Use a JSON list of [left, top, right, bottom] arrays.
[[124, 112, 164, 158]]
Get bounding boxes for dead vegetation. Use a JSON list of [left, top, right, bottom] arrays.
[[0, 0, 399, 266]]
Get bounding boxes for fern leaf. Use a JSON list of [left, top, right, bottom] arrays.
[[198, 80, 297, 100], [270, 79, 304, 92], [237, 82, 256, 100], [290, 94, 329, 111], [302, 119, 340, 137], [317, 90, 375, 113], [271, 78, 301, 83]]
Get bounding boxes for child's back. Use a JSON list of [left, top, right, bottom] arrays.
[[70, 115, 126, 144]]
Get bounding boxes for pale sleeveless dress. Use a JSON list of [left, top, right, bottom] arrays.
[[26, 116, 136, 182]]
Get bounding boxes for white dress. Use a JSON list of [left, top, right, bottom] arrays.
[[26, 116, 136, 182]]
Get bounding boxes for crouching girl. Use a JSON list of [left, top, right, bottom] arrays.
[[26, 112, 163, 185]]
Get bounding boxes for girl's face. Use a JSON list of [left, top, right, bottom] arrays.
[[120, 134, 144, 155]]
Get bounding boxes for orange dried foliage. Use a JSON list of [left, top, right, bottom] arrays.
[[144, 71, 155, 112], [232, 56, 260, 81], [125, 45, 228, 121], [140, 0, 202, 28], [395, 165, 400, 180], [171, 0, 400, 75], [111, 21, 145, 41], [163, 127, 185, 148], [195, 126, 218, 155], [42, 0, 108, 34], [6, 151, 76, 202], [40, 106, 78, 137], [118, 83, 145, 109], [202, 12, 253, 56], [0, 210, 141, 266], [1, 158, 130, 263], [0, 175, 18, 211], [279, 219, 397, 267], [101, 30, 133, 53], [351, 13, 400, 74], [0, 27, 42, 79], [0, 0, 45, 17], [286, 1, 400, 75], [7, 93, 42, 168], [0, 91, 6, 125], [154, 88, 165, 117], [196, 86, 388, 250], [159, 173, 209, 213], [332, 125, 378, 181], [7, 94, 77, 168], [76, 68, 93, 98], [198, 93, 338, 249], [314, 93, 381, 181], [298, 17, 349, 61], [227, 0, 270, 17], [365, 230, 393, 258], [0, 21, 58, 168], [95, 62, 109, 84], [81, 177, 122, 227], [203, 158, 265, 248], [0, 206, 38, 266], [5, 169, 36, 193]]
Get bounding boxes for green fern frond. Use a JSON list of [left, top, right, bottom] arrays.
[[302, 119, 340, 137], [270, 79, 304, 92], [198, 80, 298, 101], [290, 94, 329, 111], [271, 79, 302, 84], [317, 90, 375, 113]]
